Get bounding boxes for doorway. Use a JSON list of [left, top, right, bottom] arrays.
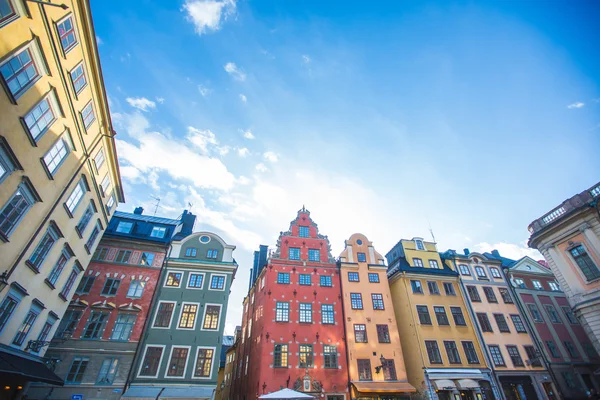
[[542, 382, 556, 400]]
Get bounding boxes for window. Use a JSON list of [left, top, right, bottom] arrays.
[[299, 226, 309, 238], [427, 281, 440, 295], [111, 313, 136, 341], [203, 305, 220, 330], [417, 305, 432, 325], [139, 346, 163, 377], [57, 16, 77, 52], [116, 221, 133, 233], [55, 309, 81, 337], [299, 344, 313, 367], [450, 307, 466, 326], [350, 293, 363, 309], [348, 272, 360, 282], [299, 303, 312, 323], [514, 278, 526, 288], [462, 341, 480, 364], [562, 372, 576, 389], [459, 264, 471, 275], [506, 346, 524, 367], [429, 260, 440, 269], [494, 314, 510, 332], [82, 311, 109, 339], [490, 267, 501, 278], [466, 286, 481, 302], [357, 252, 367, 262], [510, 315, 527, 333], [354, 324, 367, 343], [188, 273, 204, 289], [569, 245, 600, 281], [185, 248, 197, 257], [0, 47, 39, 98], [357, 359, 372, 380], [127, 280, 145, 298], [115, 250, 132, 263], [276, 302, 289, 322], [372, 294, 385, 310], [106, 193, 116, 213], [139, 252, 155, 266], [527, 304, 543, 323], [65, 178, 87, 215], [34, 320, 54, 351], [545, 305, 561, 324], [0, 184, 36, 238], [75, 276, 95, 294], [60, 266, 80, 298], [93, 246, 108, 261], [377, 324, 390, 343], [561, 306, 578, 324], [308, 249, 320, 261], [299, 274, 311, 285], [0, 143, 17, 184], [476, 313, 493, 332], [99, 174, 111, 197], [210, 275, 225, 289], [524, 346, 542, 367], [549, 281, 560, 291], [12, 308, 38, 345], [76, 202, 95, 236], [425, 341, 442, 364], [206, 249, 218, 259], [97, 358, 118, 384], [101, 278, 120, 296], [489, 345, 506, 366], [324, 345, 337, 368], [532, 280, 543, 290], [47, 248, 71, 286], [483, 287, 497, 303], [153, 302, 175, 328], [150, 226, 166, 238], [320, 275, 332, 287], [443, 282, 455, 295], [167, 347, 189, 377], [26, 97, 57, 142], [563, 341, 579, 358], [583, 343, 598, 359], [277, 272, 290, 284], [71, 63, 87, 94], [85, 221, 101, 252], [368, 273, 379, 283], [44, 135, 71, 175], [546, 341, 560, 358], [66, 357, 89, 383], [165, 272, 182, 287], [81, 101, 95, 129], [382, 359, 397, 381], [289, 247, 300, 260], [444, 341, 461, 364], [411, 280, 423, 294], [321, 304, 334, 324], [475, 266, 487, 279], [273, 344, 288, 368], [434, 306, 449, 325], [413, 258, 424, 267], [499, 288, 513, 303], [27, 225, 58, 271], [415, 239, 425, 250], [0, 0, 17, 25]]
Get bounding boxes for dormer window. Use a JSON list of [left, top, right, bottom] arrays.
[[116, 221, 133, 233], [415, 239, 425, 251], [150, 226, 166, 238], [299, 226, 309, 238], [185, 248, 197, 257]]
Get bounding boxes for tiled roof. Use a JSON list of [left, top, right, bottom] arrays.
[[114, 211, 180, 225]]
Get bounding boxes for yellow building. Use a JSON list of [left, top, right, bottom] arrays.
[[386, 238, 499, 400], [221, 339, 237, 400], [338, 233, 415, 399], [453, 251, 552, 400], [0, 0, 122, 394]]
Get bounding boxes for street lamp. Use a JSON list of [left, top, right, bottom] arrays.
[[374, 354, 386, 374], [0, 272, 8, 292], [25, 0, 68, 9]]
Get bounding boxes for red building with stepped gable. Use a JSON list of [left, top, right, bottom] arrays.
[[233, 207, 349, 400]]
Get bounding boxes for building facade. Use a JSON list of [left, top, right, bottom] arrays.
[[386, 238, 497, 400], [26, 207, 185, 399], [122, 231, 237, 400], [233, 208, 349, 400], [338, 233, 415, 399], [528, 182, 600, 355], [215, 335, 235, 400], [0, 0, 123, 395], [453, 250, 551, 400], [503, 255, 600, 399], [221, 330, 239, 400]]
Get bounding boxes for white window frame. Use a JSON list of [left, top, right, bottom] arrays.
[[106, 191, 115, 213], [260, 276, 265, 289], [200, 303, 222, 331], [415, 239, 425, 250], [208, 273, 227, 291], [23, 90, 61, 143], [65, 176, 87, 216], [81, 100, 96, 130], [428, 260, 439, 269], [0, 0, 26, 28], [176, 302, 200, 331], [549, 281, 560, 291], [191, 346, 216, 380], [151, 300, 176, 330], [459, 264, 471, 275], [137, 344, 166, 378], [93, 148, 105, 172], [490, 267, 501, 278], [475, 266, 487, 278], [126, 279, 145, 298], [532, 280, 543, 290], [0, 182, 36, 239], [164, 270, 184, 288], [164, 345, 191, 379], [99, 174, 111, 197], [150, 226, 167, 238], [43, 130, 72, 176], [0, 38, 47, 100], [69, 61, 87, 96], [187, 272, 205, 290], [55, 13, 79, 55], [115, 220, 133, 233]]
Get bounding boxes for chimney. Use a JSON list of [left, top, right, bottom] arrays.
[[464, 248, 470, 256], [180, 210, 196, 237], [133, 206, 143, 215], [491, 249, 500, 257]]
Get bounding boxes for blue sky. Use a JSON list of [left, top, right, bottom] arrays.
[[92, 0, 600, 333]]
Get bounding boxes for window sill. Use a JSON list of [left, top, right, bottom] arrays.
[[44, 279, 56, 290], [25, 260, 41, 274], [58, 293, 68, 301]]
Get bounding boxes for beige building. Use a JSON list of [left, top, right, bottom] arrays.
[[528, 182, 600, 356], [0, 0, 122, 396]]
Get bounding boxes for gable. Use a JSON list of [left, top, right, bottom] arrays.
[[510, 256, 552, 275]]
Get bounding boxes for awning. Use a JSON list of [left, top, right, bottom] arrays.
[[122, 386, 215, 400], [351, 381, 416, 393], [0, 350, 63, 386], [456, 379, 480, 390], [432, 380, 457, 391], [121, 386, 162, 400], [260, 388, 315, 399]]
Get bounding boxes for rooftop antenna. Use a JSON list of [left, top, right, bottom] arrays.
[[150, 195, 162, 216], [428, 219, 437, 243]]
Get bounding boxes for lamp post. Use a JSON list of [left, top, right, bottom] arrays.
[[374, 354, 386, 374], [25, 0, 68, 9], [0, 272, 8, 293]]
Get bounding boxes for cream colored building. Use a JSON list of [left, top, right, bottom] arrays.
[[0, 0, 122, 394]]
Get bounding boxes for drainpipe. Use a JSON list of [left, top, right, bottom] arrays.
[[336, 259, 353, 400]]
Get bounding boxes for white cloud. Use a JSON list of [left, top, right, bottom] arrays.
[[239, 94, 247, 103], [186, 127, 218, 154], [126, 97, 156, 112], [241, 129, 255, 140], [237, 176, 251, 185], [473, 241, 542, 261], [198, 85, 212, 97], [224, 62, 246, 81], [155, 97, 165, 104], [96, 36, 103, 45], [567, 102, 584, 109], [237, 147, 249, 157], [255, 163, 268, 172], [182, 0, 236, 35], [302, 54, 311, 63], [217, 146, 231, 156], [263, 151, 278, 163]]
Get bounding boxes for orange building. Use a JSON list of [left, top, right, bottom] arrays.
[[338, 233, 415, 399]]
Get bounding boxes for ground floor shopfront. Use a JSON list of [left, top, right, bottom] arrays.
[[549, 363, 600, 400], [424, 368, 500, 400], [497, 372, 553, 400], [350, 380, 415, 400]]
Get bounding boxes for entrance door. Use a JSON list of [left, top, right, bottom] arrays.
[[460, 391, 475, 400], [582, 374, 594, 392], [436, 391, 452, 400], [542, 382, 556, 400]]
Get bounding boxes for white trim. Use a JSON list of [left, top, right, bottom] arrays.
[[55, 13, 79, 56], [163, 270, 184, 288], [186, 272, 206, 290], [163, 345, 192, 379], [208, 273, 227, 291], [191, 346, 217, 380], [137, 344, 166, 378], [151, 301, 177, 329], [200, 303, 222, 331], [69, 60, 88, 97], [176, 302, 200, 330]]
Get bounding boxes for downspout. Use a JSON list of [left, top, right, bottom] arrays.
[[155, 387, 166, 400], [337, 259, 353, 399]]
